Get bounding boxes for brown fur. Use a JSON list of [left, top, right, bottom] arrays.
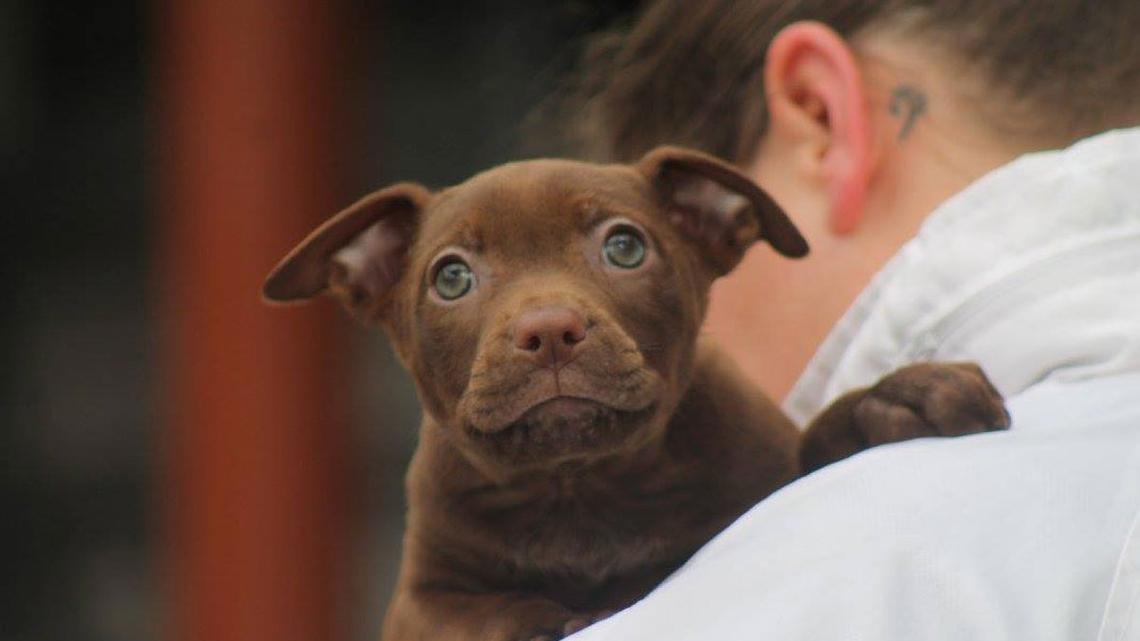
[[263, 146, 1008, 640]]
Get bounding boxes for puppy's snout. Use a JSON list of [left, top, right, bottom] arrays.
[[512, 307, 588, 368]]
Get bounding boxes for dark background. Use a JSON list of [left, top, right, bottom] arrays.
[[0, 2, 638, 639]]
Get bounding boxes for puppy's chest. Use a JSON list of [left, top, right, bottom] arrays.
[[471, 472, 718, 583]]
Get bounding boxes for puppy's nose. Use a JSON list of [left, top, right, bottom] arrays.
[[513, 307, 588, 368]]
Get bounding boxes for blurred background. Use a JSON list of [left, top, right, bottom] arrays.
[[0, 1, 638, 639]]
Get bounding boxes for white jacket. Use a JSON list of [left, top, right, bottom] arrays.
[[572, 128, 1140, 640]]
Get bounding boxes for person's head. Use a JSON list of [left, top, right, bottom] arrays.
[[573, 0, 1140, 398]]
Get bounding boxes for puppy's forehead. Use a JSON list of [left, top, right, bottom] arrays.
[[417, 160, 652, 251]]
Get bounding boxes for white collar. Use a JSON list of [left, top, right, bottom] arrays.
[[785, 127, 1140, 425]]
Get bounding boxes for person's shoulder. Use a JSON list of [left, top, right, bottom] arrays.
[[572, 373, 1140, 641]]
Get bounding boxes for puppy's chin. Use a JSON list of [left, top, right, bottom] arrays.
[[462, 396, 658, 467]]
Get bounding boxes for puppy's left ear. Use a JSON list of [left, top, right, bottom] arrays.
[[638, 146, 808, 274]]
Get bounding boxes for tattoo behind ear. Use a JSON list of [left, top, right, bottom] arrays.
[[889, 85, 927, 140]]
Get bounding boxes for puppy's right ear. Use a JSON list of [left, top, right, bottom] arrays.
[[262, 183, 431, 316]]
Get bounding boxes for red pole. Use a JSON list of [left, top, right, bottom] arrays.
[[157, 2, 350, 640]]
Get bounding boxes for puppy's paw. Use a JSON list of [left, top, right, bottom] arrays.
[[854, 362, 1010, 446], [525, 610, 615, 641]]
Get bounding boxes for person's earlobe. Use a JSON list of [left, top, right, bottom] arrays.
[[763, 21, 874, 234]]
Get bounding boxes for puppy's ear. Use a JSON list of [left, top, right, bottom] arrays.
[[638, 146, 808, 274], [262, 183, 431, 316]]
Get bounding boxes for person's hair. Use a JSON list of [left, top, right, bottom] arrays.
[[565, 0, 1140, 164]]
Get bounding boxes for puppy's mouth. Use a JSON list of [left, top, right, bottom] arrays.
[[464, 395, 656, 464]]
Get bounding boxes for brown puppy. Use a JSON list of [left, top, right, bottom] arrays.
[[263, 146, 1008, 640]]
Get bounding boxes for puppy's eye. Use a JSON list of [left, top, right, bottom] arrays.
[[433, 258, 474, 300], [602, 227, 646, 269]]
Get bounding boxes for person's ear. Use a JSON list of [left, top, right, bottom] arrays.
[[262, 183, 431, 319], [763, 21, 873, 234]]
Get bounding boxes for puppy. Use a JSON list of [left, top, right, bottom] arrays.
[[263, 146, 1008, 640]]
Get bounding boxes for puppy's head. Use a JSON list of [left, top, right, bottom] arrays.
[[263, 146, 807, 475]]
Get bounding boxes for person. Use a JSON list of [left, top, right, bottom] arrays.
[[563, 2, 1140, 639]]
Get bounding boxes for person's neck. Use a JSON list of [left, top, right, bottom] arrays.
[[785, 126, 1140, 422], [857, 35, 1060, 243], [870, 119, 1041, 240]]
